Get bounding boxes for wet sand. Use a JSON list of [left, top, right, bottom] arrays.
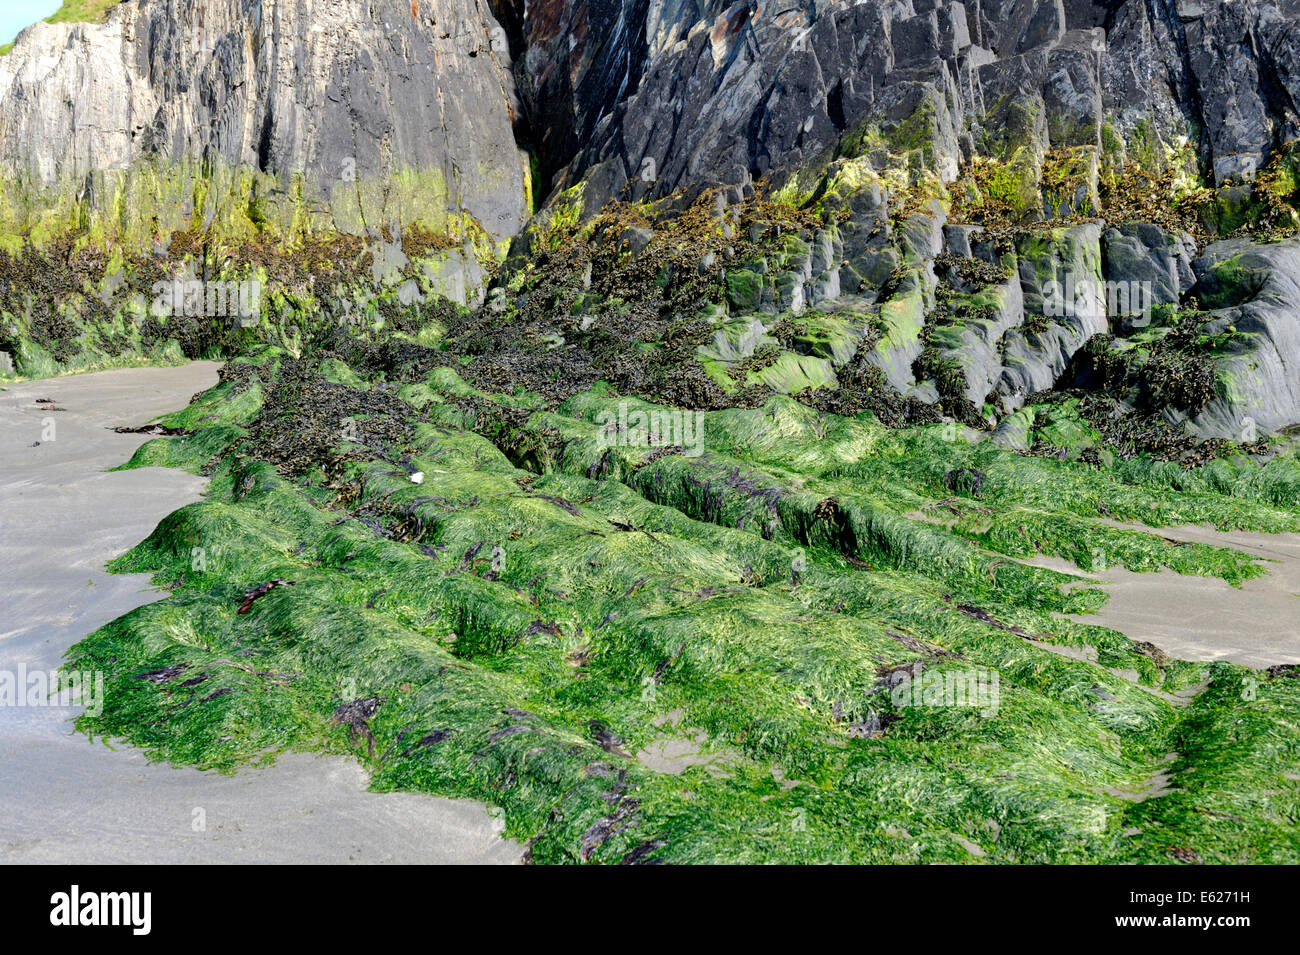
[[1025, 526, 1300, 670], [0, 364, 521, 864]]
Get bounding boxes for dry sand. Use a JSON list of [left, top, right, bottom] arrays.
[[0, 363, 521, 864]]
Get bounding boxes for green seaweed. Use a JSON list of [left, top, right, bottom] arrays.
[[68, 351, 1300, 864]]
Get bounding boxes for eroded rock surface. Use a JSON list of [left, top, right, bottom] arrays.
[[4, 0, 1300, 445], [493, 0, 1300, 210], [0, 0, 529, 244]]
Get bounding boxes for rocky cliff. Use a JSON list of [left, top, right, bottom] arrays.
[[486, 0, 1300, 448], [3, 0, 1300, 450], [9, 1, 1300, 239], [500, 0, 1300, 210], [0, 0, 529, 247]]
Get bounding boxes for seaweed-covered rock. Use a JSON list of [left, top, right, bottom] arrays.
[[73, 351, 1300, 863], [928, 270, 1027, 410], [998, 222, 1107, 401], [1102, 222, 1196, 330], [1186, 238, 1300, 439]]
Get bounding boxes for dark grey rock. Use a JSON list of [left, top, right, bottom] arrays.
[[1102, 222, 1190, 330], [943, 224, 985, 258], [619, 226, 654, 255], [998, 222, 1108, 401], [0, 0, 529, 245], [1185, 238, 1300, 438]]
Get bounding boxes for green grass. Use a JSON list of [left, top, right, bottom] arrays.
[[42, 0, 119, 28], [0, 0, 118, 56]]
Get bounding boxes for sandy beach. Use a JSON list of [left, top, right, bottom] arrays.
[[0, 363, 521, 864], [1024, 525, 1300, 670]]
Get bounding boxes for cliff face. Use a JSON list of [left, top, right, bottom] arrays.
[[6, 0, 1300, 237], [495, 0, 1300, 210], [4, 0, 1300, 444], [482, 0, 1300, 444], [0, 0, 529, 245]]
